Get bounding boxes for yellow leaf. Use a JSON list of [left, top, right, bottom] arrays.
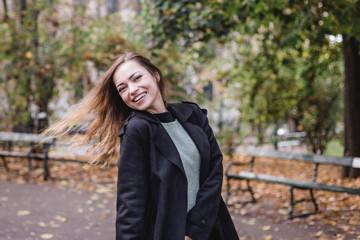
[[262, 225, 271, 231], [53, 215, 68, 222], [264, 235, 273, 240], [84, 51, 92, 59], [324, 220, 337, 226], [277, 209, 288, 215], [39, 222, 47, 227], [40, 233, 54, 239], [17, 210, 30, 216], [25, 51, 33, 59], [350, 216, 360, 225]]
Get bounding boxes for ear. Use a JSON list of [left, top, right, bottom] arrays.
[[155, 72, 160, 82]]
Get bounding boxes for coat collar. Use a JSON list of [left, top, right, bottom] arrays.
[[132, 102, 194, 124]]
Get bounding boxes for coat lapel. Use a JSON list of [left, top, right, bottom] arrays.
[[133, 110, 186, 175], [153, 125, 186, 175], [168, 104, 211, 183], [133, 103, 211, 182]]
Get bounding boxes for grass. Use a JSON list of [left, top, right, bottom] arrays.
[[324, 139, 344, 157]]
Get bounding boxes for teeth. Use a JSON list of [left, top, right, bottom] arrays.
[[134, 93, 146, 102]]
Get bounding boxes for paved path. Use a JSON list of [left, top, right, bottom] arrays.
[[0, 180, 115, 240], [1, 180, 358, 240]]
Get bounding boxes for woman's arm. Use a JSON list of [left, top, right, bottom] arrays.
[[116, 133, 149, 240], [185, 104, 224, 240]]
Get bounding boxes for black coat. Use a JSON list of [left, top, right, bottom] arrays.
[[116, 102, 239, 240]]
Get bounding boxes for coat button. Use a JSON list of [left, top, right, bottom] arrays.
[[201, 219, 206, 225]]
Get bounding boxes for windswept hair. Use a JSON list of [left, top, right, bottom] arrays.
[[43, 52, 167, 165]]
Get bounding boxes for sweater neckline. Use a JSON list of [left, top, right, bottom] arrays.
[[153, 111, 175, 123]]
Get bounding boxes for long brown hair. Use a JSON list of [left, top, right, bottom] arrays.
[[43, 52, 167, 165]]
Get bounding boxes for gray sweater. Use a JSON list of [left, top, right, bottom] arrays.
[[161, 119, 201, 212]]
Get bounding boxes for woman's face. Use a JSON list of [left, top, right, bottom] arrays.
[[113, 60, 166, 114]]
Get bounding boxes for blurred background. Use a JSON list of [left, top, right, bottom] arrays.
[[0, 0, 359, 177], [1, 1, 360, 239]]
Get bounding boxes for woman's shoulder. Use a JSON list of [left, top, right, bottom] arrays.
[[118, 112, 154, 139], [170, 101, 208, 116]]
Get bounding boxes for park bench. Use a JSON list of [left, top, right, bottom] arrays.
[[225, 149, 360, 219], [0, 132, 55, 181]]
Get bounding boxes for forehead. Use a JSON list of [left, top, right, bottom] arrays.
[[113, 60, 146, 83]]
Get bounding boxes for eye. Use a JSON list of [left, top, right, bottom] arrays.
[[118, 86, 126, 93], [134, 75, 142, 81]]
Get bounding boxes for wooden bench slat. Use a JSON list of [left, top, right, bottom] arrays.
[[246, 149, 356, 168], [228, 171, 360, 195], [0, 151, 47, 159], [0, 132, 54, 144]]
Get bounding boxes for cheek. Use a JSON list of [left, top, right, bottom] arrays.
[[119, 92, 130, 105]]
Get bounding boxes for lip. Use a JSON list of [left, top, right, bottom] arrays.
[[133, 92, 146, 103]]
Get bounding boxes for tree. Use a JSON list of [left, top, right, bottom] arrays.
[[146, 0, 360, 177]]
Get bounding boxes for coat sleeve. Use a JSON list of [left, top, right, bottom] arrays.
[[116, 132, 149, 240], [185, 104, 224, 240]]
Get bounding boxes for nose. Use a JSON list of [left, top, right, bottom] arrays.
[[128, 83, 138, 96]]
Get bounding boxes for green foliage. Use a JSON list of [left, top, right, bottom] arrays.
[[145, 0, 355, 152], [0, 0, 204, 132]]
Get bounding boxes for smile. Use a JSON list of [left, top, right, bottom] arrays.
[[134, 93, 146, 102]]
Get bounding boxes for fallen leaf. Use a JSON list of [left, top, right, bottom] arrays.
[[40, 233, 54, 239], [264, 235, 273, 240], [262, 225, 271, 231], [0, 197, 8, 201], [277, 209, 288, 215], [350, 217, 360, 225], [17, 210, 30, 216], [53, 215, 68, 223], [240, 209, 248, 215], [324, 220, 337, 226], [241, 218, 256, 225], [335, 233, 344, 240], [39, 222, 47, 227]]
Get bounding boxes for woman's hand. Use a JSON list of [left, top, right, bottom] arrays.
[[185, 236, 193, 240]]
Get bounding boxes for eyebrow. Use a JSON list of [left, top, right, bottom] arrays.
[[116, 71, 141, 88]]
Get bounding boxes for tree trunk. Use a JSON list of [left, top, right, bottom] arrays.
[[3, 0, 8, 19], [341, 35, 360, 178], [20, 0, 26, 23], [107, 0, 118, 14]]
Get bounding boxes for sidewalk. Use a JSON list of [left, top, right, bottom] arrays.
[[1, 179, 359, 240], [0, 180, 115, 240]]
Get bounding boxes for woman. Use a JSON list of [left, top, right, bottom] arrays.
[[44, 52, 239, 240]]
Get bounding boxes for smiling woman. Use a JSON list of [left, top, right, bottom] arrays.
[[43, 52, 239, 240], [113, 60, 167, 113]]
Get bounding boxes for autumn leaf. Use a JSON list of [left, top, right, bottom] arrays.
[[324, 220, 337, 226], [262, 225, 271, 231], [53, 215, 68, 223], [25, 51, 33, 59], [277, 209, 288, 215], [39, 222, 47, 227], [40, 233, 54, 239], [17, 210, 30, 216], [264, 235, 273, 240]]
